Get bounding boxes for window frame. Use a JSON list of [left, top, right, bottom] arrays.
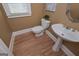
[[2, 3, 31, 18]]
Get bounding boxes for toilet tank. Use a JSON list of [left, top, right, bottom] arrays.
[[41, 19, 50, 29]]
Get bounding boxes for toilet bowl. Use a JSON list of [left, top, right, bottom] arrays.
[[32, 26, 44, 37], [31, 19, 50, 37]]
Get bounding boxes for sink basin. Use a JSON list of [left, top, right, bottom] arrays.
[[51, 24, 79, 42]]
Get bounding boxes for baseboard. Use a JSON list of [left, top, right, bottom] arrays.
[[8, 28, 32, 56], [45, 30, 75, 56], [14, 28, 32, 36], [8, 32, 15, 56], [9, 27, 75, 56]]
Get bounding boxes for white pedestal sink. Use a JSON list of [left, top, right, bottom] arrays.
[[51, 24, 79, 52]]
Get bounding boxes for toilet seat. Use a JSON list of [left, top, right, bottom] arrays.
[[32, 26, 43, 33], [31, 19, 50, 37]]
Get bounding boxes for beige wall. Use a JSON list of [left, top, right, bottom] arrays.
[[1, 3, 79, 55], [45, 3, 79, 30], [8, 3, 45, 31], [7, 3, 79, 31], [70, 3, 79, 19], [0, 4, 12, 47], [1, 3, 79, 46], [45, 3, 79, 55]]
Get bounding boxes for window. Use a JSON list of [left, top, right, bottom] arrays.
[[2, 3, 31, 18], [46, 3, 56, 12]]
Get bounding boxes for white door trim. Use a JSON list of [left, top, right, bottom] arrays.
[[0, 38, 9, 56]]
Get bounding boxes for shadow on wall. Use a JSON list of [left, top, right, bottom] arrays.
[[0, 4, 12, 47]]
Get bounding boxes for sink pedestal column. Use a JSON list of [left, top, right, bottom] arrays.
[[52, 37, 63, 52]]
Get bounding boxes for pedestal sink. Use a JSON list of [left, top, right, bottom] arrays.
[[51, 24, 79, 52]]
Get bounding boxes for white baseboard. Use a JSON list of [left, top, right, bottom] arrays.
[[8, 28, 32, 56], [9, 27, 75, 56], [8, 32, 15, 56], [14, 28, 32, 36], [45, 30, 75, 56]]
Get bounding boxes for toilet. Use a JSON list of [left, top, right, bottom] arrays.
[[31, 19, 50, 37]]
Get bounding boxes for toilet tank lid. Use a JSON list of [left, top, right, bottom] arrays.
[[41, 18, 50, 23]]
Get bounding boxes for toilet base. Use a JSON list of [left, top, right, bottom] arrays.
[[35, 32, 44, 37]]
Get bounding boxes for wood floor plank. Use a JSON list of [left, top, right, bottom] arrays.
[[63, 41, 79, 56], [13, 32, 64, 56]]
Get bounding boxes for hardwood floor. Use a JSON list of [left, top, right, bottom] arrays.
[[13, 32, 64, 56], [48, 28, 79, 56], [63, 41, 79, 56]]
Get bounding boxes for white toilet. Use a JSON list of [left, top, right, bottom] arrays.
[[31, 19, 50, 37]]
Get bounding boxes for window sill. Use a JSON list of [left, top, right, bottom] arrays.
[[8, 14, 31, 18]]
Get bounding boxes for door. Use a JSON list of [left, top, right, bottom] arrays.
[[0, 38, 9, 56]]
